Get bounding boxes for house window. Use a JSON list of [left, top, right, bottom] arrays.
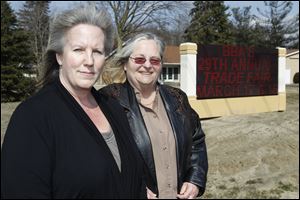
[[174, 67, 179, 80], [162, 67, 167, 80], [168, 68, 173, 79], [161, 65, 180, 81]]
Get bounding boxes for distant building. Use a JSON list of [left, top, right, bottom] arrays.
[[286, 49, 299, 84], [160, 46, 180, 88]]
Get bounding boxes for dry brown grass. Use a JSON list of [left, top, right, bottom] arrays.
[[1, 102, 20, 145], [201, 85, 299, 199]]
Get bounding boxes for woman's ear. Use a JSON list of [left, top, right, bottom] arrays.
[[56, 53, 63, 66], [124, 64, 127, 71]]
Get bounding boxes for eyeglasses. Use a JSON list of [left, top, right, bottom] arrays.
[[129, 56, 161, 66]]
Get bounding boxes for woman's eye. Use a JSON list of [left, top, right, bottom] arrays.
[[135, 58, 146, 62], [94, 50, 103, 55]]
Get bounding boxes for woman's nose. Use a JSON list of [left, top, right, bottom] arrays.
[[84, 52, 94, 66], [143, 59, 152, 68]]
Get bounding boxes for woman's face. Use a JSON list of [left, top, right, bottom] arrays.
[[56, 24, 105, 93], [125, 39, 162, 90]]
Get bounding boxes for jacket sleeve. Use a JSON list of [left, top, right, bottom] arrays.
[[1, 102, 53, 199], [182, 92, 208, 196]]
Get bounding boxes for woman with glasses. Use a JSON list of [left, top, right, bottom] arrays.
[[100, 33, 208, 199], [1, 6, 146, 199]]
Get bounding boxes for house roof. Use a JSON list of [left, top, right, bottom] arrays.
[[286, 49, 299, 57], [163, 46, 180, 64]]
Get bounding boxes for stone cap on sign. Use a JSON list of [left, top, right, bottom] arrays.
[[180, 43, 197, 55], [276, 47, 286, 57]]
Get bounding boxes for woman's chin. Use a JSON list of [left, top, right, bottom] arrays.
[[138, 79, 155, 86], [77, 80, 97, 89]]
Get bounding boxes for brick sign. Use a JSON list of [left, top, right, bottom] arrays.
[[196, 45, 278, 99]]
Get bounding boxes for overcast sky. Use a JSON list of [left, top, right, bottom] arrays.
[[9, 1, 299, 17]]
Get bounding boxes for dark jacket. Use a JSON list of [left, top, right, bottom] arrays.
[[1, 79, 146, 199], [100, 81, 208, 197]]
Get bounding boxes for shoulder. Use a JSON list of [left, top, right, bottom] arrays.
[[160, 84, 188, 102], [97, 88, 131, 129], [3, 86, 57, 163], [5, 85, 57, 143], [97, 85, 125, 113], [99, 83, 124, 99], [12, 84, 59, 120], [160, 84, 199, 118]]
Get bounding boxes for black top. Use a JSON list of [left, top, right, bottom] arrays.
[[1, 79, 146, 199]]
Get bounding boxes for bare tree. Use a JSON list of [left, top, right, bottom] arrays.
[[17, 1, 50, 79], [94, 1, 189, 49], [72, 1, 192, 84]]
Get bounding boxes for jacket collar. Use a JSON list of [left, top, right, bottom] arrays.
[[118, 81, 158, 185], [117, 81, 185, 189], [119, 81, 179, 112]]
